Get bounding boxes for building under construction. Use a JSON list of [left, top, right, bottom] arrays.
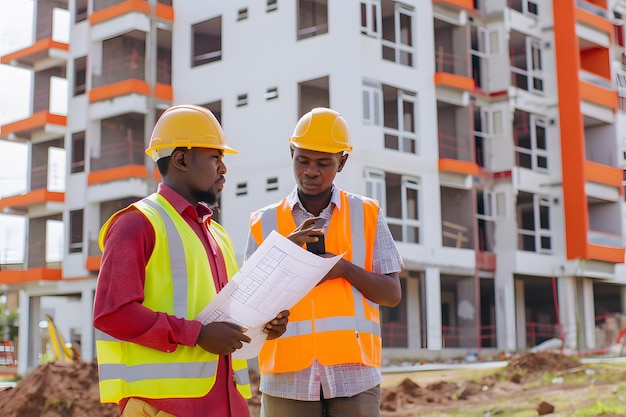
[[1, 0, 626, 376]]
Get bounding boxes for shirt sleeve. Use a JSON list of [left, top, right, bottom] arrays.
[[372, 207, 405, 275], [93, 209, 202, 352]]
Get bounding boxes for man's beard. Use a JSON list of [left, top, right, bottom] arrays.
[[193, 189, 218, 205]]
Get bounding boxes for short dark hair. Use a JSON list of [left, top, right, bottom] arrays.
[[156, 147, 187, 176]]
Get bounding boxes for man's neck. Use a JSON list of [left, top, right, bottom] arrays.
[[297, 188, 332, 217]]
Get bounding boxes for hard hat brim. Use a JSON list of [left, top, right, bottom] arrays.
[[289, 140, 352, 154], [146, 143, 239, 162]]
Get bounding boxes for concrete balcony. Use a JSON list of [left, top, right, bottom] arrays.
[[0, 189, 64, 217], [0, 111, 66, 143], [0, 38, 68, 71]]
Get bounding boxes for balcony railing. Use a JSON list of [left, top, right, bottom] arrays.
[[579, 70, 613, 89], [93, 54, 145, 88], [435, 47, 469, 77], [91, 139, 145, 172], [156, 58, 172, 85], [576, 0, 608, 18], [588, 230, 623, 247], [94, 0, 145, 12], [438, 132, 473, 162]]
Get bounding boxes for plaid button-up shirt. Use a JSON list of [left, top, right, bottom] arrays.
[[245, 185, 404, 400]]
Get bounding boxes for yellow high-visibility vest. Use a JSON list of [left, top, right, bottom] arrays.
[[96, 193, 251, 403]]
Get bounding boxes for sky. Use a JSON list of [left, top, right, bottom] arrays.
[[0, 0, 35, 263]]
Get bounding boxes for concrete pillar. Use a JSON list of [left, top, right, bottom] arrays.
[[80, 288, 95, 362], [17, 292, 42, 376], [28, 295, 42, 373], [425, 267, 442, 350], [514, 279, 526, 350], [496, 270, 516, 351], [557, 276, 577, 351], [580, 278, 596, 351], [406, 277, 421, 349], [17, 290, 30, 377]]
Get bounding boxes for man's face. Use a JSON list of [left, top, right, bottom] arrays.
[[186, 148, 226, 205], [292, 147, 347, 198]]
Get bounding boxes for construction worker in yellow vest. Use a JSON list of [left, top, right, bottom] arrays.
[[94, 105, 315, 417], [246, 107, 404, 417]]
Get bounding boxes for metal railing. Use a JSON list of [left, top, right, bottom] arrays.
[[435, 47, 469, 77], [438, 132, 473, 162], [442, 324, 497, 348], [91, 139, 145, 172], [382, 322, 408, 348], [526, 321, 561, 347], [93, 54, 145, 88]]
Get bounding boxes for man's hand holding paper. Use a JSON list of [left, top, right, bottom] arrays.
[[195, 230, 342, 359]]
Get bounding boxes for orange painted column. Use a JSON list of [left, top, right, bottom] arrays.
[[552, 1, 588, 260]]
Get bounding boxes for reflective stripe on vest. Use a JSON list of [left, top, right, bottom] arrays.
[[234, 367, 251, 386], [96, 194, 251, 403], [253, 190, 381, 371], [143, 198, 188, 318]]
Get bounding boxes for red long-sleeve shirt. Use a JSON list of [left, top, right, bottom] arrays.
[[93, 183, 249, 417]]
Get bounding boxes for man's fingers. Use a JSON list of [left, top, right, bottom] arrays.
[[299, 217, 321, 230]]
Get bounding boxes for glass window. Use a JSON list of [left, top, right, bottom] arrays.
[[192, 17, 222, 67]]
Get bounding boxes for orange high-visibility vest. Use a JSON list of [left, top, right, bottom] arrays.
[[250, 190, 381, 373]]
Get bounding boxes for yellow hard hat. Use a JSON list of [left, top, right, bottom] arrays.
[[145, 104, 238, 162], [288, 107, 352, 154]]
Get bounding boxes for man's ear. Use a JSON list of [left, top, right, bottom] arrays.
[[337, 153, 349, 172], [171, 149, 188, 171]]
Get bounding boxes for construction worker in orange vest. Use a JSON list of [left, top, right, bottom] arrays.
[[247, 107, 404, 417]]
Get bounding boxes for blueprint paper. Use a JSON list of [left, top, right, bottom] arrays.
[[194, 230, 342, 359]]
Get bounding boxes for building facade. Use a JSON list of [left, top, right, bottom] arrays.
[[1, 0, 626, 376]]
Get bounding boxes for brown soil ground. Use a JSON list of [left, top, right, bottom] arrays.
[[0, 352, 625, 417], [379, 352, 626, 417]]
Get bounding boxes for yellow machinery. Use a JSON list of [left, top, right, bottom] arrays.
[[45, 314, 74, 362]]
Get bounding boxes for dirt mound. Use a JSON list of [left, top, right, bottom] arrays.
[[381, 376, 500, 412], [0, 361, 265, 417], [499, 351, 582, 383], [380, 352, 583, 414], [0, 361, 118, 417]]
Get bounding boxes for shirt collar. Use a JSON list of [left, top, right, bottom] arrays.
[[157, 183, 213, 223], [286, 184, 341, 213]]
